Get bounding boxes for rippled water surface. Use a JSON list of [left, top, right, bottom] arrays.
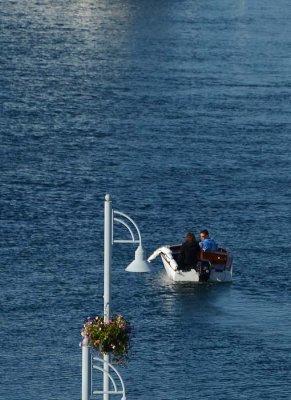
[[1, 0, 291, 399]]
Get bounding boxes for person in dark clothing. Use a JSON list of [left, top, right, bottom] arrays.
[[177, 232, 200, 269]]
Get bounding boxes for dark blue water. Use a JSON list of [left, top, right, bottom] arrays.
[[1, 0, 291, 399]]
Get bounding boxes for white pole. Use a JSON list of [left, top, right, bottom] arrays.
[[104, 194, 112, 400], [82, 337, 91, 400]]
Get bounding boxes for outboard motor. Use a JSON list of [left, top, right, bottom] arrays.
[[196, 260, 211, 282]]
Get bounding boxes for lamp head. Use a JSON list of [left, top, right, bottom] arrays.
[[125, 245, 152, 273]]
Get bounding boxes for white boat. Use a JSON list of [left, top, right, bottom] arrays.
[[148, 244, 233, 283]]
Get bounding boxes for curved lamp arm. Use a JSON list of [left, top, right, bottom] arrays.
[[113, 210, 142, 245]]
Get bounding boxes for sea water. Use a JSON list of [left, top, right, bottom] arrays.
[[1, 0, 291, 399]]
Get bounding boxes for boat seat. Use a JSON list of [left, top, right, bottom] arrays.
[[200, 251, 227, 264]]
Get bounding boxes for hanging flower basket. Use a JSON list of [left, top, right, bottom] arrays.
[[81, 314, 132, 364]]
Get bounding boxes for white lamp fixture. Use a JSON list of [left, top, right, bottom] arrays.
[[125, 245, 152, 273]]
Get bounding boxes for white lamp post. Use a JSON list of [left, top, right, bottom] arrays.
[[103, 193, 151, 400], [82, 194, 151, 400]]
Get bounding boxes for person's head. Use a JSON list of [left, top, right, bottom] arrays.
[[186, 232, 196, 243], [200, 229, 209, 241]]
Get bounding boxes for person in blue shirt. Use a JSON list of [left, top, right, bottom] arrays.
[[199, 229, 218, 252]]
